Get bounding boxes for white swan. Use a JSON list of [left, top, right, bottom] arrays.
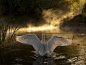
[[16, 33, 72, 56]]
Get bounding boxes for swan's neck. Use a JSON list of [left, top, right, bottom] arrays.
[[42, 33, 45, 44]]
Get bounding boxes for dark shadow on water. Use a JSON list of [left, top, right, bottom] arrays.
[[33, 55, 72, 65], [33, 56, 56, 65], [0, 46, 86, 65]]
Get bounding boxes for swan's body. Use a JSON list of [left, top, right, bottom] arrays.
[[16, 33, 72, 56]]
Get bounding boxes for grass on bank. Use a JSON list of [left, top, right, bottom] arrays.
[[0, 22, 19, 46]]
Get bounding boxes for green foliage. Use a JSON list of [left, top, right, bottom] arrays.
[[82, 3, 86, 13], [0, 21, 19, 45], [82, 3, 86, 16], [0, 0, 80, 16]]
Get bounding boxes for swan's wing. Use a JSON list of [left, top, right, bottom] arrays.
[[16, 34, 42, 52], [47, 36, 72, 52]]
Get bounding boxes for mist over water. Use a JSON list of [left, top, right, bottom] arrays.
[[15, 9, 74, 34], [5, 8, 86, 46], [11, 8, 86, 46]]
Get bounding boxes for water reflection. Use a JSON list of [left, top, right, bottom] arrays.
[[0, 32, 86, 65], [0, 45, 86, 65], [33, 54, 70, 65], [33, 56, 56, 65], [67, 56, 85, 65], [66, 46, 86, 65]]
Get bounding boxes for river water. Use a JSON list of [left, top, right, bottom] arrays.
[[0, 26, 86, 65]]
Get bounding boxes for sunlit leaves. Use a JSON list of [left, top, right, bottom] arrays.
[[65, 0, 81, 11], [82, 3, 86, 17], [82, 3, 86, 13]]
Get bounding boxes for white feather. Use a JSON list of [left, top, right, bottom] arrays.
[[16, 34, 72, 56], [16, 34, 42, 53], [47, 36, 72, 53]]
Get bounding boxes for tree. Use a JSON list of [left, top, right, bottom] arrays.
[[0, 0, 81, 16], [82, 3, 86, 13]]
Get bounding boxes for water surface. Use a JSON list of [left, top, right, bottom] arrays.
[[0, 32, 86, 65]]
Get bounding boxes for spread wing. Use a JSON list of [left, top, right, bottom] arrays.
[[16, 34, 42, 53], [47, 36, 72, 53]]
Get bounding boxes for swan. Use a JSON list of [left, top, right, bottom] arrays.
[[16, 33, 72, 56]]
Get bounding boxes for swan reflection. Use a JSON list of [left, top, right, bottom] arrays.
[[33, 56, 56, 65]]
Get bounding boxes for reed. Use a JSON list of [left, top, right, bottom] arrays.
[[0, 22, 19, 45]]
